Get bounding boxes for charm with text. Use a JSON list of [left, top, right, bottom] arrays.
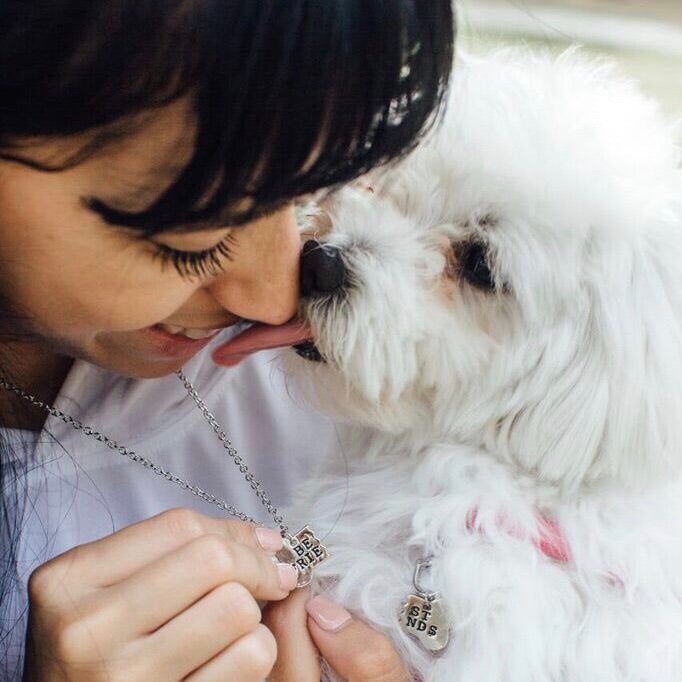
[[398, 594, 450, 652], [398, 558, 450, 652], [276, 526, 329, 587]]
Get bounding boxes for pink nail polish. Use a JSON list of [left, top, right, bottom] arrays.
[[277, 563, 298, 592], [306, 595, 352, 632], [255, 527, 283, 553]]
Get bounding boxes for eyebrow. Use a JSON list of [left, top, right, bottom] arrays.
[[82, 193, 253, 233], [82, 150, 291, 233], [82, 195, 217, 231]]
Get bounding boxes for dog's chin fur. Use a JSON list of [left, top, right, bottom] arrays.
[[284, 48, 682, 681]]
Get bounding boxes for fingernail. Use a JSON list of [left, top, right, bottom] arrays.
[[277, 563, 299, 592], [306, 595, 352, 632], [255, 527, 284, 553]]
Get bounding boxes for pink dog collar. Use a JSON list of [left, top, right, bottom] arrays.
[[466, 509, 571, 563]]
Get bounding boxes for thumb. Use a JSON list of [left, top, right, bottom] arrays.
[[263, 587, 320, 682], [306, 595, 412, 682]]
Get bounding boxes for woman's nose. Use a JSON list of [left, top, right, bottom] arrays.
[[207, 207, 301, 325], [300, 240, 346, 297]]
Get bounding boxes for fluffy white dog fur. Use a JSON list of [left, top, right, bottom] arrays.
[[287, 48, 682, 681]]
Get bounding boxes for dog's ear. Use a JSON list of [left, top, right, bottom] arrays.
[[494, 328, 612, 490], [494, 217, 682, 491], [547, 230, 682, 489]]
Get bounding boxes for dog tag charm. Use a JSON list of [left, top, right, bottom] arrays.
[[399, 594, 450, 652], [398, 558, 450, 652], [276, 526, 330, 588]]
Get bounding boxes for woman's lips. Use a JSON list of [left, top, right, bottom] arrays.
[[212, 320, 312, 367], [142, 324, 223, 358]]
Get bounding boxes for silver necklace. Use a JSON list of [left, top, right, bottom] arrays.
[[0, 369, 329, 587]]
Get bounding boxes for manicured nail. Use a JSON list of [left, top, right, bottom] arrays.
[[255, 527, 284, 553], [277, 563, 299, 591], [306, 595, 352, 632]]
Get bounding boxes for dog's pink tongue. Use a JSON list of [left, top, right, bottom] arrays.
[[212, 321, 312, 367]]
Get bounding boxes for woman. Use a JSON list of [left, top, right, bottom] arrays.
[[0, 1, 454, 679]]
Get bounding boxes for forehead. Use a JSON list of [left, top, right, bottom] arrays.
[[11, 97, 196, 199], [83, 98, 197, 197]]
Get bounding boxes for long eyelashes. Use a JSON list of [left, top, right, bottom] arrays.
[[154, 234, 237, 279]]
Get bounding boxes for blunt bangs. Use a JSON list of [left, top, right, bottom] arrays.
[[0, 0, 455, 233]]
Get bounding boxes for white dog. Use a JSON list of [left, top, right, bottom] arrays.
[[287, 49, 682, 681]]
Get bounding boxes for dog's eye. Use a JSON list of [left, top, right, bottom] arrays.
[[459, 242, 495, 291]]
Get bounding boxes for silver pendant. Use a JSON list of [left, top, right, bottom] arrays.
[[399, 594, 450, 652], [276, 525, 330, 588], [398, 558, 450, 652]]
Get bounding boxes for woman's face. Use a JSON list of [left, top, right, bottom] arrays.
[[0, 100, 302, 378]]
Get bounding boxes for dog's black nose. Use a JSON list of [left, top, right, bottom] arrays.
[[300, 240, 346, 297]]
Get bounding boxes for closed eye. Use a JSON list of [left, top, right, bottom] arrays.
[[84, 195, 237, 280], [153, 237, 236, 279]]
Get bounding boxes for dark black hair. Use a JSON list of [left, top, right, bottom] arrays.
[[0, 0, 455, 233], [0, 0, 455, 674]]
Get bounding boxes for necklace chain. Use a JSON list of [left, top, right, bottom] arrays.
[[0, 370, 289, 536], [175, 370, 287, 534]]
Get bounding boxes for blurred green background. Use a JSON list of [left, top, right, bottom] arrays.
[[457, 0, 682, 115]]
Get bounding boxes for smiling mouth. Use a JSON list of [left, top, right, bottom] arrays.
[[154, 323, 224, 340]]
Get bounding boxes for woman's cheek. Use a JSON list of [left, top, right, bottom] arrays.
[[36, 262, 198, 337], [81, 278, 198, 333]]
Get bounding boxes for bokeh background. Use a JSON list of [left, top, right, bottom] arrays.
[[457, 0, 682, 115]]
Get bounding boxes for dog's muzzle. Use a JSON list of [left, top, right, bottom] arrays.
[[295, 240, 346, 362]]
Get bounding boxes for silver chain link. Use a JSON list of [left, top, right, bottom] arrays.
[[0, 370, 289, 536], [175, 369, 287, 534]]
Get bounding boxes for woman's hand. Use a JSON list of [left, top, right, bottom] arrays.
[[24, 508, 298, 682], [265, 588, 412, 681]]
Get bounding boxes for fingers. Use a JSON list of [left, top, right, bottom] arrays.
[[263, 587, 321, 682], [306, 595, 412, 682], [183, 624, 278, 682], [104, 533, 297, 635], [72, 508, 280, 587], [26, 509, 295, 682], [150, 582, 265, 679]]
